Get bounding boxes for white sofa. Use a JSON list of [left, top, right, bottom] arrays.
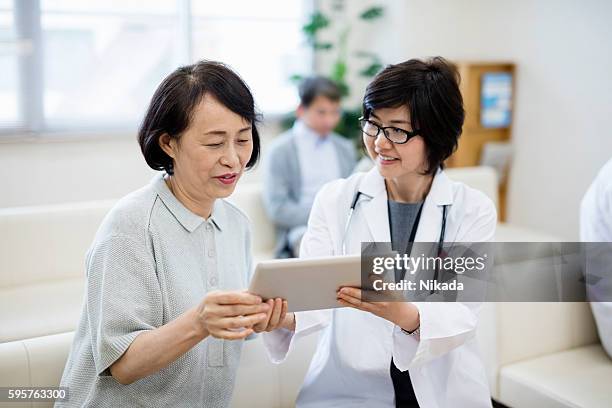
[[0, 194, 315, 408], [1, 166, 610, 407], [446, 168, 611, 408]]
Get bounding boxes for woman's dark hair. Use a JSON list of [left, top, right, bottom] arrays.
[[138, 60, 261, 175], [362, 57, 464, 174]]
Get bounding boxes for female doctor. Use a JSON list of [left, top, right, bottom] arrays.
[[264, 57, 497, 408]]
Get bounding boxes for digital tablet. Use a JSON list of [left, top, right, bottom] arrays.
[[248, 255, 362, 312]]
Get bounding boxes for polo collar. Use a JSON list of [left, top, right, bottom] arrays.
[[152, 173, 224, 233]]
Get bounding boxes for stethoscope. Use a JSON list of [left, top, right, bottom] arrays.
[[341, 190, 449, 267]]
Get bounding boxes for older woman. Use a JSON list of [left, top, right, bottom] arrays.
[[57, 61, 287, 407]]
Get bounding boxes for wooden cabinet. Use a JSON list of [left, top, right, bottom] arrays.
[[447, 61, 515, 220]]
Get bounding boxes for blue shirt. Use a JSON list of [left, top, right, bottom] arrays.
[[293, 120, 342, 209]]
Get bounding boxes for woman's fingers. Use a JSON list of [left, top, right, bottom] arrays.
[[205, 291, 269, 318], [337, 291, 377, 313], [337, 287, 376, 310], [217, 313, 267, 331], [205, 292, 288, 334], [337, 297, 370, 313], [336, 290, 361, 306], [222, 302, 270, 317], [337, 298, 351, 308], [267, 298, 283, 329], [248, 298, 289, 332], [338, 287, 361, 298], [212, 328, 254, 340], [213, 291, 263, 305], [278, 300, 288, 328], [253, 299, 275, 332], [199, 291, 271, 339]]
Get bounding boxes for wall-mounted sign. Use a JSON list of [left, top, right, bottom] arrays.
[[480, 72, 512, 128]]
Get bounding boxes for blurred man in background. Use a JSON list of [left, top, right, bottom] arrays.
[[263, 76, 356, 258]]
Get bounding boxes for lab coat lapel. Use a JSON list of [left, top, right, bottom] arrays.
[[355, 167, 454, 244], [358, 168, 391, 243], [414, 168, 454, 243]]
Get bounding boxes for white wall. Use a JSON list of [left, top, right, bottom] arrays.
[[3, 0, 612, 240], [1, 134, 155, 208], [376, 0, 612, 240], [0, 122, 280, 208]]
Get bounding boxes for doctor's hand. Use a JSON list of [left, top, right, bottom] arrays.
[[336, 287, 420, 333], [252, 298, 288, 333], [195, 291, 270, 340]]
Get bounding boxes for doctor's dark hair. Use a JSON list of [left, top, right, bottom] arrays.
[[138, 60, 261, 175], [362, 57, 465, 174]]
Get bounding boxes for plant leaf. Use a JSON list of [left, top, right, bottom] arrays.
[[334, 108, 364, 140], [336, 81, 350, 98], [331, 61, 347, 82], [359, 62, 383, 77], [360, 6, 384, 20], [302, 11, 330, 43], [354, 50, 376, 58], [289, 74, 304, 84], [280, 112, 297, 130], [313, 42, 333, 50]]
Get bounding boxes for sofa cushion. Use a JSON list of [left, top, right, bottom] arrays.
[[0, 339, 31, 388], [228, 183, 276, 258], [0, 278, 84, 343], [495, 223, 563, 242], [445, 166, 499, 209], [477, 302, 599, 401], [0, 201, 114, 288], [499, 344, 612, 408], [0, 331, 312, 408], [0, 332, 74, 408]]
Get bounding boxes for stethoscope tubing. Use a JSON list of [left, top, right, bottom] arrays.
[[341, 191, 448, 260]]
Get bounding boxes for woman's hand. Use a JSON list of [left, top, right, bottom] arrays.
[[195, 290, 270, 340], [110, 290, 267, 384], [252, 298, 288, 333], [336, 287, 420, 332]]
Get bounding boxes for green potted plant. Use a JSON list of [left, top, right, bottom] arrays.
[[282, 2, 385, 142]]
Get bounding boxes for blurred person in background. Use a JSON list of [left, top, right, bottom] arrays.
[[263, 76, 357, 258]]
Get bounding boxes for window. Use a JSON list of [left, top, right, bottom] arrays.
[[0, 0, 19, 128], [191, 1, 310, 114], [1, 0, 311, 134]]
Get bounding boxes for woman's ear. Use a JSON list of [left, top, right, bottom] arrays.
[[158, 133, 176, 159]]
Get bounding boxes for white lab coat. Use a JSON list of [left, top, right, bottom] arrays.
[[580, 158, 612, 358], [263, 167, 496, 408]]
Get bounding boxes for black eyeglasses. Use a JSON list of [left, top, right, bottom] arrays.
[[358, 117, 420, 144]]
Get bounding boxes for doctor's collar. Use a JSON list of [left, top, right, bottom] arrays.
[[358, 167, 453, 206]]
